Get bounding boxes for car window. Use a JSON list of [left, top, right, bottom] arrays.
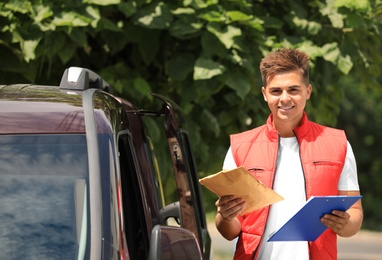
[[0, 134, 90, 259], [118, 133, 150, 259]]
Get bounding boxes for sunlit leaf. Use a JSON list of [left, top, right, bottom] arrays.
[[133, 2, 173, 29], [334, 0, 370, 12], [226, 11, 253, 22], [4, 1, 32, 14], [337, 54, 353, 74], [322, 42, 340, 63], [83, 0, 121, 5], [206, 23, 241, 49], [21, 39, 40, 62], [193, 57, 225, 80], [52, 12, 92, 27]]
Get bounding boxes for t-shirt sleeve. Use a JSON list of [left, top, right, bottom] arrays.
[[338, 141, 360, 191], [222, 147, 238, 171]]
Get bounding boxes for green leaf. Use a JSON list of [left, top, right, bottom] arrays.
[[201, 31, 227, 58], [118, 2, 137, 17], [100, 31, 128, 54], [247, 18, 265, 32], [320, 1, 344, 28], [133, 76, 152, 96], [328, 12, 344, 28], [86, 6, 101, 27], [4, 1, 32, 14], [97, 17, 122, 31], [169, 17, 203, 39], [226, 11, 253, 22], [22, 38, 40, 62], [322, 42, 340, 63], [168, 53, 195, 81], [297, 41, 323, 60], [171, 7, 195, 15], [33, 5, 53, 23], [133, 2, 173, 29], [83, 0, 121, 5], [346, 13, 367, 29], [222, 72, 251, 100], [52, 11, 92, 27], [334, 0, 370, 12], [138, 29, 160, 65], [67, 28, 88, 46], [292, 16, 322, 35], [185, 0, 219, 9], [42, 32, 66, 58], [199, 10, 225, 22], [193, 57, 225, 80], [337, 54, 353, 74], [206, 23, 242, 49], [58, 41, 77, 64], [199, 108, 220, 137]]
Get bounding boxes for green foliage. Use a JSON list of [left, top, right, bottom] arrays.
[[1, 0, 381, 230]]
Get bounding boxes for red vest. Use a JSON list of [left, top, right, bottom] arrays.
[[230, 113, 347, 260]]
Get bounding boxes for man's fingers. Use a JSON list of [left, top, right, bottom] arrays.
[[218, 200, 246, 221]]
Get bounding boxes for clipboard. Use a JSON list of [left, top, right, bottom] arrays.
[[267, 195, 362, 242]]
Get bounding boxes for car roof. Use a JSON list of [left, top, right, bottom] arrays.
[[0, 84, 86, 134]]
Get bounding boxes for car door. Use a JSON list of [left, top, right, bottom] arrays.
[[151, 93, 212, 259]]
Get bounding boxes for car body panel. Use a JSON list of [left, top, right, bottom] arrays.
[[0, 67, 211, 259]]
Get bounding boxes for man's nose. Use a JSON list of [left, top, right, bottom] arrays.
[[280, 90, 290, 101]]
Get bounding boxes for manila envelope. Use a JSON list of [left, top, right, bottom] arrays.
[[199, 166, 284, 215]]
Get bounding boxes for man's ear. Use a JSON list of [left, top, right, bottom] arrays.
[[306, 84, 312, 99], [262, 86, 267, 102]]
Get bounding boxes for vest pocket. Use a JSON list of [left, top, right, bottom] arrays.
[[247, 167, 273, 187], [247, 167, 265, 172], [309, 160, 343, 175], [312, 160, 342, 167], [305, 160, 343, 194]]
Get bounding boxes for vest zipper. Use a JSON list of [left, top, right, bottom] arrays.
[[293, 129, 311, 258], [293, 130, 308, 201], [252, 133, 281, 259]]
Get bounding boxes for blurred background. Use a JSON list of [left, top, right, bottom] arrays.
[[1, 0, 381, 252]]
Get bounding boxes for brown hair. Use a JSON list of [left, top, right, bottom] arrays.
[[260, 48, 310, 87]]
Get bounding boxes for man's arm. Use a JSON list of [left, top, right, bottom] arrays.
[[321, 190, 363, 237], [215, 195, 245, 241]]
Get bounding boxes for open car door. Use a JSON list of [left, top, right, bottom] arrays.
[[152, 93, 211, 259]]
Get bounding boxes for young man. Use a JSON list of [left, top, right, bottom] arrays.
[[215, 48, 363, 260]]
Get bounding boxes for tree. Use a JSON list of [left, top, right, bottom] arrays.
[[1, 0, 381, 229]]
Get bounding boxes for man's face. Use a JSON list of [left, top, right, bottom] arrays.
[[261, 70, 312, 130]]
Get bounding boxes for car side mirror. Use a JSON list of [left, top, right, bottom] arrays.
[[148, 225, 202, 260]]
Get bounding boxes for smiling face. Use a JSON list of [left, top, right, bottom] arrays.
[[262, 70, 312, 137]]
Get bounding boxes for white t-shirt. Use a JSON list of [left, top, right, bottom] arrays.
[[223, 137, 359, 260]]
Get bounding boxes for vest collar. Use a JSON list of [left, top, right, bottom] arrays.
[[265, 112, 310, 141]]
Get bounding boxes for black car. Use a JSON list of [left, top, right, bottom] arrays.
[[0, 67, 211, 259]]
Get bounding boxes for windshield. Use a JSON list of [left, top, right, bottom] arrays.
[[0, 134, 89, 259]]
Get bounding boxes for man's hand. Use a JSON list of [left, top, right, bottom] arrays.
[[321, 190, 363, 237], [215, 195, 245, 240], [321, 210, 350, 234], [216, 195, 246, 221]]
